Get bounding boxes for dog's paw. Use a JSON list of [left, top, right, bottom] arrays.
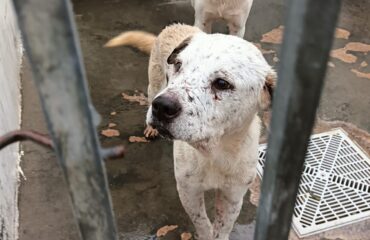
[[144, 125, 159, 138]]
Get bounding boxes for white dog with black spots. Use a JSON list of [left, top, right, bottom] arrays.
[[106, 23, 275, 240]]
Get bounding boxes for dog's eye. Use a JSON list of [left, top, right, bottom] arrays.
[[174, 60, 182, 72], [212, 78, 234, 91]]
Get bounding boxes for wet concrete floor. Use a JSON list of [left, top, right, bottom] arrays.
[[18, 0, 370, 240]]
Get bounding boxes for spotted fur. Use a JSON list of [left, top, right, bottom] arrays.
[[109, 24, 275, 240], [146, 25, 275, 240]]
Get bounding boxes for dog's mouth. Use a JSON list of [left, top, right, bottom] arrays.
[[151, 122, 174, 140]]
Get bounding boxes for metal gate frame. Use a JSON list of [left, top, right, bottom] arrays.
[[254, 0, 342, 239], [3, 0, 342, 239], [11, 1, 119, 239]]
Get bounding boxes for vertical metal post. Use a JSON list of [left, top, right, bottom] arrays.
[[254, 0, 341, 240], [11, 1, 118, 239]]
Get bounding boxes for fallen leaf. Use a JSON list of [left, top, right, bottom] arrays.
[[253, 43, 275, 54], [101, 129, 120, 137], [351, 69, 370, 80], [335, 28, 350, 39], [129, 136, 150, 143], [328, 61, 335, 68], [261, 25, 284, 44], [122, 92, 148, 106], [181, 232, 192, 240], [360, 61, 368, 67], [331, 42, 370, 64], [331, 48, 357, 63], [110, 111, 117, 116], [108, 123, 117, 128], [345, 42, 370, 53], [156, 225, 178, 237], [253, 42, 261, 48]]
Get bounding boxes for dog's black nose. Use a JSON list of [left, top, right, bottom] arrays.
[[152, 95, 182, 122]]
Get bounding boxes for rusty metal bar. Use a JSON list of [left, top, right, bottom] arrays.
[[0, 130, 125, 160], [0, 130, 52, 149], [254, 0, 342, 240], [11, 0, 118, 239]]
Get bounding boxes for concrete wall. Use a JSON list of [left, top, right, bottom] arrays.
[[0, 0, 22, 239]]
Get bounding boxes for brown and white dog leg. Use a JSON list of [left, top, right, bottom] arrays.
[[213, 186, 248, 240], [177, 184, 213, 240]]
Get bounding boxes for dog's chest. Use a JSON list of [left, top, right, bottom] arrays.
[[200, 154, 250, 189], [201, 165, 236, 189]]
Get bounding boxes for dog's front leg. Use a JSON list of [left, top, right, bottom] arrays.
[[193, 2, 212, 33], [213, 186, 247, 240], [177, 184, 213, 240], [194, 14, 212, 33], [225, 0, 254, 38], [226, 17, 247, 38]]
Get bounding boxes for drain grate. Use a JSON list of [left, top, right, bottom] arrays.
[[257, 129, 370, 237]]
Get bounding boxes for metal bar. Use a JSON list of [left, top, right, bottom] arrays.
[[254, 0, 342, 240], [0, 130, 53, 149], [0, 130, 125, 160], [11, 1, 118, 239]]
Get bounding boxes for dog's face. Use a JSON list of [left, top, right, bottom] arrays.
[[147, 33, 275, 143]]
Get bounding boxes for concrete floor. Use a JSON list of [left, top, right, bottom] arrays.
[[18, 0, 370, 240]]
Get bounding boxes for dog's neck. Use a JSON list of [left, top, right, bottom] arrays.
[[191, 114, 259, 156]]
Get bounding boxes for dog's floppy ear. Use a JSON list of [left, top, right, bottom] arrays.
[[260, 70, 277, 110], [167, 36, 192, 64]]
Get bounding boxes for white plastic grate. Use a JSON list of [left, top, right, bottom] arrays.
[[257, 129, 370, 237]]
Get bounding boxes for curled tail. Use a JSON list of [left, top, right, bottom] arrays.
[[104, 31, 156, 55]]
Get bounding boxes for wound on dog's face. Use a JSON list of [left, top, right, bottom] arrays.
[[148, 33, 274, 143]]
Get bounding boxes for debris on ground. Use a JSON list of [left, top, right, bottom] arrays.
[[129, 136, 150, 143], [261, 26, 351, 44], [253, 43, 275, 54], [156, 225, 178, 237], [108, 123, 117, 128], [122, 92, 148, 106], [335, 28, 350, 39], [273, 56, 279, 63], [331, 48, 357, 63], [110, 111, 117, 116], [144, 125, 159, 138], [101, 129, 120, 137], [328, 61, 335, 68], [260, 25, 284, 44], [331, 42, 370, 64], [181, 232, 192, 240], [351, 69, 370, 80], [361, 61, 368, 67], [345, 42, 370, 53]]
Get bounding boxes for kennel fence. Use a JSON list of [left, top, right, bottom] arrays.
[[0, 0, 342, 239]]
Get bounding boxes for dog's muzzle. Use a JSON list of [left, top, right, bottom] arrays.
[[152, 95, 182, 123], [150, 94, 182, 139]]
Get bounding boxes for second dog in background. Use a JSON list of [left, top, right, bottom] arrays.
[[191, 0, 254, 38]]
